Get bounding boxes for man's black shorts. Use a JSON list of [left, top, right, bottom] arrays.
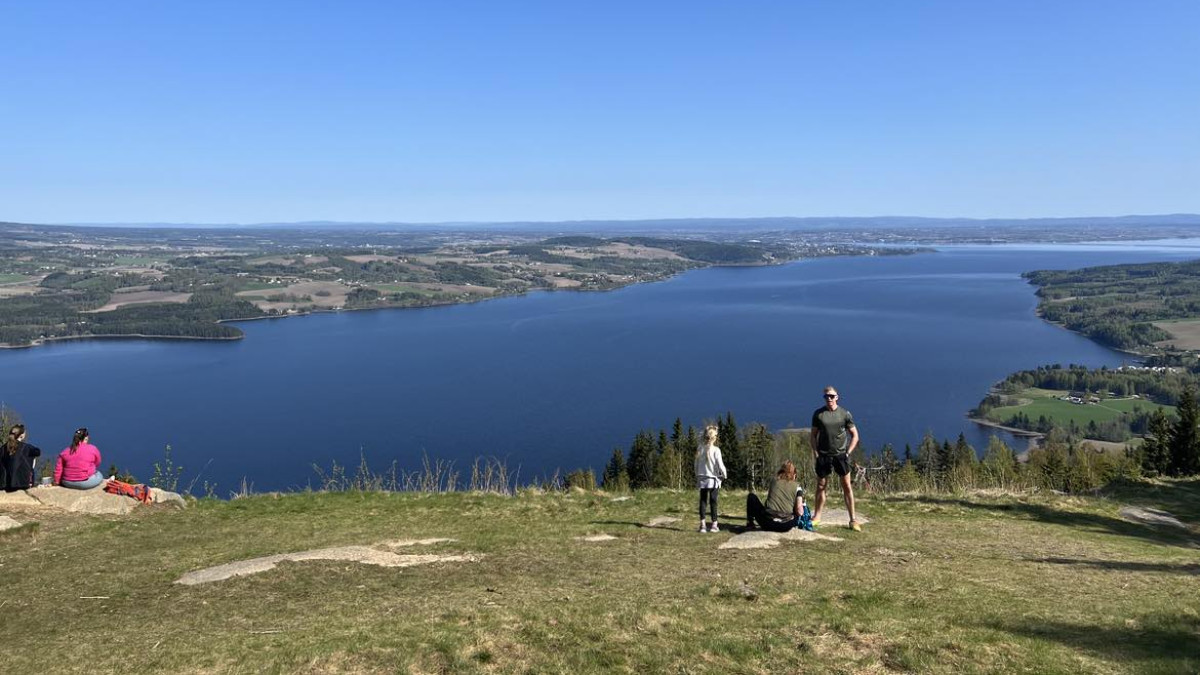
[[816, 453, 851, 478]]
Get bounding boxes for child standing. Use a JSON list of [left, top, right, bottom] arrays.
[[694, 424, 728, 532]]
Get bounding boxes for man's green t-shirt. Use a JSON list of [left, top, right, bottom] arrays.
[[812, 406, 855, 455], [764, 477, 801, 518]]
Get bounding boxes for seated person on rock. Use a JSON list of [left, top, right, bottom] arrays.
[[745, 460, 804, 532], [2, 424, 42, 492], [54, 427, 105, 490]]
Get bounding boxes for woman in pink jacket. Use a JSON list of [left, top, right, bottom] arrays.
[[55, 427, 104, 489]]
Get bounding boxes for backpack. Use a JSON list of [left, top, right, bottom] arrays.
[[104, 479, 152, 504], [797, 504, 814, 531]]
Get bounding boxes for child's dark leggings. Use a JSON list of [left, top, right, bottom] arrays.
[[699, 487, 719, 522]]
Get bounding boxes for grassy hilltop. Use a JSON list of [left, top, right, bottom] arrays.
[[2, 481, 1198, 674]]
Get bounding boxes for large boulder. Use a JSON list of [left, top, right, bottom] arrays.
[[27, 485, 137, 515], [0, 491, 41, 507], [19, 485, 187, 514]]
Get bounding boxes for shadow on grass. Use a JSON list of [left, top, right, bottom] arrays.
[[1025, 557, 1200, 575], [984, 613, 1200, 673], [893, 495, 1199, 549], [1102, 477, 1200, 523]]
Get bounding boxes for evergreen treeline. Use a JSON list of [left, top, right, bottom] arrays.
[[589, 411, 1200, 497], [1137, 388, 1200, 477]]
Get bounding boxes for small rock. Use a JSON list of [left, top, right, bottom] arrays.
[[0, 515, 22, 532], [644, 516, 681, 528], [149, 488, 187, 508]]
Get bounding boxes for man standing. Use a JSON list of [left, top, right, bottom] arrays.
[[810, 386, 862, 531]]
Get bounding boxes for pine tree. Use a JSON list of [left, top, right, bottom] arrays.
[[654, 429, 684, 489], [981, 436, 1018, 489], [718, 412, 745, 488], [948, 433, 977, 491], [1140, 408, 1172, 476], [627, 431, 657, 489], [1169, 387, 1200, 476], [742, 423, 774, 492], [880, 443, 900, 489], [915, 433, 940, 486], [602, 447, 629, 491]]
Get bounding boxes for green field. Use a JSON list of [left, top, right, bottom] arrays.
[[112, 255, 164, 266], [2, 482, 1199, 673], [236, 280, 277, 292], [0, 273, 30, 284], [988, 391, 1173, 428], [371, 283, 438, 296]]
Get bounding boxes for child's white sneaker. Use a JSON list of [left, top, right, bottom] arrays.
[[698, 523, 708, 533], [709, 523, 720, 533]]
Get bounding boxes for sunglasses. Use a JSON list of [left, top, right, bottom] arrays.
[[824, 394, 838, 399]]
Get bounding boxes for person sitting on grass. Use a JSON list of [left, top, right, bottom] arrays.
[[54, 427, 105, 490], [745, 460, 805, 532], [1, 424, 42, 492]]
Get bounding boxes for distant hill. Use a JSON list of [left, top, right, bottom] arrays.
[[37, 213, 1200, 232]]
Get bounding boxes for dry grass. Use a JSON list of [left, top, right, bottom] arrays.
[[1153, 319, 1200, 350], [1, 482, 1198, 673]]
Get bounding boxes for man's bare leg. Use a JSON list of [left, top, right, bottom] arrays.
[[840, 472, 857, 523], [813, 476, 828, 522]]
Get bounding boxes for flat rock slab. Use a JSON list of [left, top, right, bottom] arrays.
[[0, 491, 40, 507], [644, 516, 681, 528], [1120, 506, 1189, 530], [813, 509, 869, 526], [720, 529, 844, 550], [28, 486, 136, 515], [0, 515, 22, 531], [177, 541, 477, 585], [18, 486, 187, 515], [576, 534, 618, 542]]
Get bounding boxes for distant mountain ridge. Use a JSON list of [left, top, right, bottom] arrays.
[[25, 213, 1200, 232]]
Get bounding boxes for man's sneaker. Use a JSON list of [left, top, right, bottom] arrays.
[[849, 520, 862, 532], [710, 523, 720, 533], [698, 523, 708, 533]]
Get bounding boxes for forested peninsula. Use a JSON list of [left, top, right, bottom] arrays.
[[0, 222, 910, 348], [1025, 258, 1200, 351], [974, 256, 1200, 452]]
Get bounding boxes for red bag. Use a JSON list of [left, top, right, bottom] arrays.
[[104, 479, 152, 504]]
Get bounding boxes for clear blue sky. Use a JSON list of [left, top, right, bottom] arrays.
[[2, 1, 1197, 224]]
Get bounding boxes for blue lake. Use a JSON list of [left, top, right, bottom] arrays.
[[4, 241, 1200, 492]]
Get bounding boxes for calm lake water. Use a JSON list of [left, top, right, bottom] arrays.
[[5, 241, 1200, 491]]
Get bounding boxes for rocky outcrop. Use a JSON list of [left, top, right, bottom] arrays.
[[176, 539, 476, 585], [719, 528, 844, 550], [3, 485, 188, 515]]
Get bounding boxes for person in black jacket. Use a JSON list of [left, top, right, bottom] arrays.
[[1, 424, 42, 492]]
